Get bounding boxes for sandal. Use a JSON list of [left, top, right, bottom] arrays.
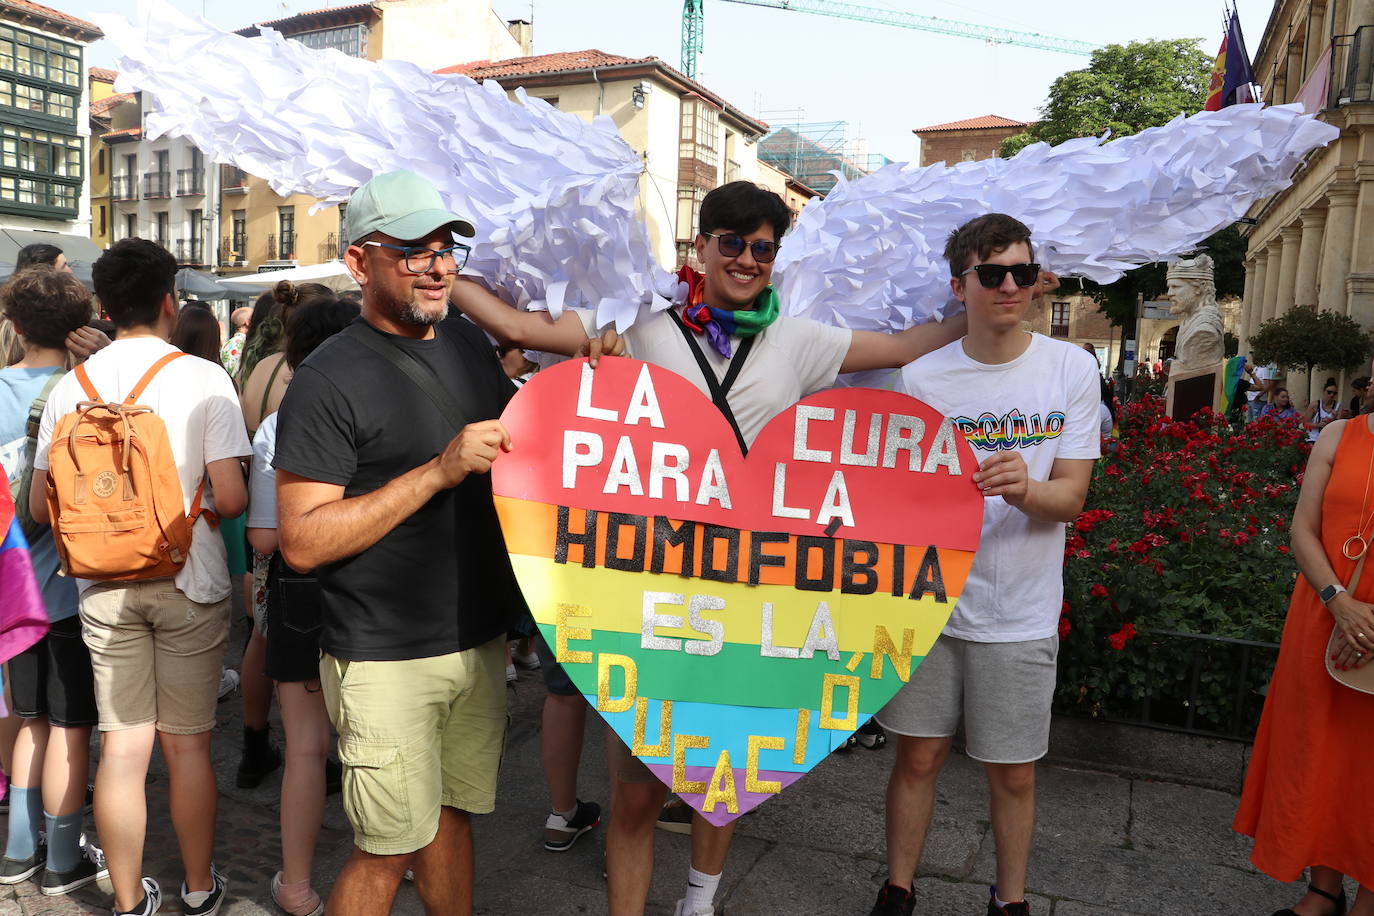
[[1272, 883, 1347, 916]]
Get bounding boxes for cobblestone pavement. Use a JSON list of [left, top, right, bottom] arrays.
[[0, 616, 1337, 915]]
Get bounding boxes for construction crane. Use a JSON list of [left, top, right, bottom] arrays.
[[681, 0, 1100, 79]]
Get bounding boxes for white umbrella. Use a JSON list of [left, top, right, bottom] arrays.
[[217, 260, 358, 293]]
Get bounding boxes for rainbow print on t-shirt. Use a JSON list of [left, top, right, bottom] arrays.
[[953, 410, 1066, 451]]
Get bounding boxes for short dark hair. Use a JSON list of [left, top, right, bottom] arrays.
[[699, 181, 792, 243], [0, 268, 91, 349], [15, 243, 62, 271], [170, 304, 223, 363], [1354, 376, 1370, 390], [944, 213, 1035, 278], [284, 296, 360, 370], [92, 238, 177, 329]]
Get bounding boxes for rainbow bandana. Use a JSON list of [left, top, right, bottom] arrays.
[[675, 265, 780, 358]]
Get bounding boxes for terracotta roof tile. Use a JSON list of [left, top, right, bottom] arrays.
[[0, 0, 100, 37], [100, 126, 142, 142], [912, 114, 1030, 133], [239, 1, 379, 33], [90, 92, 133, 118], [89, 66, 118, 82], [437, 49, 656, 79]]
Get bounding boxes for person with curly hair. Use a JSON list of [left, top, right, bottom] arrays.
[[0, 268, 108, 896]]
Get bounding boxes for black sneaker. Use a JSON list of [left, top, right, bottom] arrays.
[[40, 839, 108, 895], [181, 864, 227, 916], [114, 876, 162, 915], [655, 796, 693, 834], [0, 841, 47, 884], [236, 726, 282, 789], [870, 881, 916, 916], [987, 887, 1030, 916], [855, 719, 887, 749], [325, 757, 342, 796], [543, 799, 601, 851]]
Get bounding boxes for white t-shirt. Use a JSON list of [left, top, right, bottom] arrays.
[[1247, 364, 1273, 403], [35, 337, 251, 604], [247, 412, 278, 529], [580, 308, 851, 447], [1098, 401, 1113, 439], [901, 333, 1101, 642]]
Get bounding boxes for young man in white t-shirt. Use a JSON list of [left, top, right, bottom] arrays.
[[31, 239, 250, 916], [872, 214, 1099, 916], [451, 181, 973, 916]]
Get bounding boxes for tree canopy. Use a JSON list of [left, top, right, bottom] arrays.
[[999, 39, 1213, 157], [998, 38, 1234, 340], [1248, 306, 1374, 375]]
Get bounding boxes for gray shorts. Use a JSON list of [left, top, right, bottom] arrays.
[[875, 634, 1058, 764]]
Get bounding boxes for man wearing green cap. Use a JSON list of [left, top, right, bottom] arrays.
[[272, 170, 615, 915]]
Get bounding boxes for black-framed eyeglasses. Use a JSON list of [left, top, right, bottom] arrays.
[[360, 241, 471, 274], [703, 232, 779, 264], [960, 262, 1041, 289]]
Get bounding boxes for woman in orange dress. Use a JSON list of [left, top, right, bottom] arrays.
[[1234, 411, 1374, 916]]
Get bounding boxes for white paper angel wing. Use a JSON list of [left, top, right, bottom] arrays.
[[95, 0, 665, 330], [774, 103, 1339, 335]]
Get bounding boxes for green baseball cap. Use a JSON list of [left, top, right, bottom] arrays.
[[346, 170, 476, 245]]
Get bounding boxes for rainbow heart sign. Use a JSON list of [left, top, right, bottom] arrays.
[[492, 357, 982, 825]]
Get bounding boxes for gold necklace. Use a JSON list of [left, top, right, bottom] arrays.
[[1344, 421, 1374, 559]]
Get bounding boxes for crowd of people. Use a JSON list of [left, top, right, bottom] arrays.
[[0, 170, 1369, 916]]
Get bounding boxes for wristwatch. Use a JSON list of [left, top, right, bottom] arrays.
[[1319, 584, 1347, 604]]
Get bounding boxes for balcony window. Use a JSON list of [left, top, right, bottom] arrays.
[[292, 24, 368, 58], [0, 122, 81, 216], [0, 78, 75, 120], [0, 27, 81, 91], [278, 206, 295, 259], [679, 98, 719, 168], [1050, 301, 1071, 338]]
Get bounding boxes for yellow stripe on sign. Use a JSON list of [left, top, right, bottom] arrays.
[[510, 552, 954, 657]]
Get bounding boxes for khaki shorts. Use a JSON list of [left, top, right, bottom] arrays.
[[320, 637, 507, 856], [79, 580, 231, 734]]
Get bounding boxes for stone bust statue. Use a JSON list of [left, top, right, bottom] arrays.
[[1167, 254, 1225, 371]]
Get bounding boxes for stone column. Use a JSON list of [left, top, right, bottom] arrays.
[[1273, 225, 1303, 321], [1240, 259, 1258, 352], [1261, 243, 1283, 327], [1318, 182, 1359, 315], [1289, 209, 1328, 403]]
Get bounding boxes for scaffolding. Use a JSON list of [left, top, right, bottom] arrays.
[[756, 118, 890, 194]]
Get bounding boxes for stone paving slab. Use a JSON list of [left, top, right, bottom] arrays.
[[0, 617, 1338, 915]]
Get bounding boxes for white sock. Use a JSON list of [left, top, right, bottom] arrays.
[[683, 865, 721, 912], [994, 891, 1020, 909], [555, 803, 577, 822]]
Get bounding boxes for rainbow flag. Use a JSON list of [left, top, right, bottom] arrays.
[[0, 487, 49, 669]]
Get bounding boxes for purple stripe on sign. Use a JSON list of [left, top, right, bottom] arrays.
[[642, 764, 806, 826]]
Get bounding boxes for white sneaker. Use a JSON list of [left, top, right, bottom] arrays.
[[512, 649, 541, 670], [673, 901, 714, 916], [217, 668, 240, 701]]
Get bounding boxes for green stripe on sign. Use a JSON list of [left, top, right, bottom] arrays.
[[536, 624, 922, 714]]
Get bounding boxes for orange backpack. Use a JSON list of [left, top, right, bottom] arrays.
[[45, 352, 215, 581]]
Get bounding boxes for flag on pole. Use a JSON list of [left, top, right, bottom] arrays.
[[1295, 42, 1333, 114], [1205, 9, 1258, 110]]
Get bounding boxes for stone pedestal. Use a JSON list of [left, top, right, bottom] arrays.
[[1166, 362, 1227, 421]]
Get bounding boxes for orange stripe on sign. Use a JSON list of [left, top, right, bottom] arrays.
[[495, 496, 974, 595]]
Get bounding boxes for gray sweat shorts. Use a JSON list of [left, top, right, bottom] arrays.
[[875, 634, 1059, 764]]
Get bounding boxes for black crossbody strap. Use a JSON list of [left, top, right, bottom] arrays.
[[667, 309, 754, 455], [345, 323, 469, 433]]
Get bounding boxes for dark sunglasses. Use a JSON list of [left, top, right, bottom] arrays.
[[960, 262, 1041, 289], [704, 232, 779, 264]]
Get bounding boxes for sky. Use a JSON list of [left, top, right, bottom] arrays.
[[66, 0, 1278, 164]]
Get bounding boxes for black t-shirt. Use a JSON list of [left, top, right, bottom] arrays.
[[272, 315, 526, 661]]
